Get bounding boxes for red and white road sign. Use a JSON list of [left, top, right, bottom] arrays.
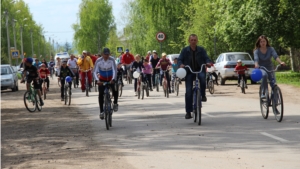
[[156, 32, 166, 42]]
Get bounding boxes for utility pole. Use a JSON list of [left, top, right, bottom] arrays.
[[49, 37, 51, 58], [43, 35, 45, 58], [5, 9, 11, 65], [214, 27, 216, 59], [38, 33, 40, 57], [12, 18, 17, 65]]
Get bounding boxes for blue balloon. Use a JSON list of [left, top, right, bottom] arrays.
[[251, 69, 263, 82], [66, 76, 72, 83]]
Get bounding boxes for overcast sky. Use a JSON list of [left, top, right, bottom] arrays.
[[23, 0, 127, 45]]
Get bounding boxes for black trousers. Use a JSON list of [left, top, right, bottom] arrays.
[[143, 74, 152, 88], [39, 77, 49, 91], [98, 83, 118, 112], [238, 74, 247, 84], [60, 79, 72, 98]]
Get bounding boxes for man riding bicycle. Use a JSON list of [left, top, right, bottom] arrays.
[[150, 51, 160, 87], [67, 54, 79, 86], [178, 34, 212, 119], [156, 52, 172, 93], [20, 58, 44, 106], [121, 49, 135, 80], [94, 48, 119, 120], [77, 50, 94, 92]]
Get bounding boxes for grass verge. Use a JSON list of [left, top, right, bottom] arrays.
[[276, 71, 300, 87]]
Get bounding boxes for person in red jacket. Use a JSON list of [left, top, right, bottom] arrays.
[[234, 60, 248, 88], [87, 51, 97, 65], [121, 49, 135, 79]]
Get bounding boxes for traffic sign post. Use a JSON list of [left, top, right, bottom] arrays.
[[116, 47, 124, 53], [156, 32, 166, 57]]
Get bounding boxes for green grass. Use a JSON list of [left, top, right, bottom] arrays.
[[276, 71, 300, 87], [17, 73, 22, 79]]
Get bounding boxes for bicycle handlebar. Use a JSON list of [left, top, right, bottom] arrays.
[[259, 64, 281, 72], [185, 64, 206, 74]]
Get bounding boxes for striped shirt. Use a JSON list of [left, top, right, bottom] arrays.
[[94, 57, 117, 82]]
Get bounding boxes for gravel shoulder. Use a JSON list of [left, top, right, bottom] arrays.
[[1, 81, 135, 169]]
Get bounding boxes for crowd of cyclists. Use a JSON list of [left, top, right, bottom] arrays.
[[19, 34, 285, 121]]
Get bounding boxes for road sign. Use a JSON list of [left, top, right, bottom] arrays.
[[11, 50, 20, 59], [156, 32, 166, 42], [117, 47, 123, 53]]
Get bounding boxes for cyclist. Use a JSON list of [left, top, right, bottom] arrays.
[[121, 49, 135, 80], [94, 48, 118, 120], [206, 63, 219, 86], [33, 58, 42, 69], [41, 59, 48, 68], [58, 60, 74, 101], [38, 63, 50, 92], [77, 50, 94, 92], [67, 54, 79, 86], [150, 51, 160, 87], [178, 34, 212, 119], [234, 60, 248, 88], [142, 59, 153, 91], [156, 52, 172, 94], [171, 57, 179, 93], [131, 54, 144, 96], [48, 58, 55, 76], [117, 63, 124, 87], [253, 35, 285, 99], [55, 57, 62, 76], [20, 58, 44, 106]]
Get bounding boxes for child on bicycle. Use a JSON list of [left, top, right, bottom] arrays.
[[38, 63, 50, 94], [156, 52, 172, 93], [206, 63, 219, 86], [131, 54, 144, 96], [58, 61, 74, 101], [234, 60, 248, 88], [20, 58, 44, 106], [142, 59, 153, 91], [117, 63, 124, 87], [171, 57, 179, 93]]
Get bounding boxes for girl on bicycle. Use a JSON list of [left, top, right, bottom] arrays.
[[142, 59, 153, 91], [253, 35, 286, 98], [131, 54, 144, 96], [234, 60, 248, 88]]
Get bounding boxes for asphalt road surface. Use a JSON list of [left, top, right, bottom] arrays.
[[1, 81, 300, 169]]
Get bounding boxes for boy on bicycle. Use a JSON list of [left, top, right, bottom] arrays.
[[38, 63, 50, 93], [156, 52, 172, 93], [142, 59, 153, 91], [20, 58, 44, 106], [58, 61, 74, 101], [171, 57, 179, 93], [234, 60, 248, 88]]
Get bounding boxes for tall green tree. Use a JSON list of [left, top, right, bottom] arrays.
[[73, 0, 114, 54]]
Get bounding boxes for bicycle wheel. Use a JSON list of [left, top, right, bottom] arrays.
[[208, 81, 214, 94], [85, 78, 89, 97], [24, 91, 36, 112], [104, 95, 110, 130], [118, 84, 123, 97], [197, 89, 202, 125], [109, 101, 113, 127], [36, 94, 42, 111], [43, 87, 47, 100], [272, 86, 284, 122], [259, 86, 269, 119], [138, 87, 141, 99], [142, 86, 144, 100], [146, 83, 149, 97], [156, 76, 159, 92], [166, 86, 169, 98], [176, 81, 179, 96], [193, 91, 197, 123], [64, 87, 68, 105], [68, 87, 71, 106], [241, 81, 245, 94]]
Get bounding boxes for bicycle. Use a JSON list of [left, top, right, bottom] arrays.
[[81, 69, 91, 97], [162, 70, 169, 98], [207, 70, 217, 95], [141, 74, 150, 99], [71, 68, 78, 88], [22, 80, 42, 112], [103, 82, 114, 130], [49, 67, 54, 80], [234, 69, 248, 94], [185, 64, 207, 125], [136, 72, 143, 99], [40, 78, 48, 100], [174, 75, 181, 96], [58, 77, 72, 105], [154, 69, 160, 92], [259, 65, 284, 122], [116, 74, 123, 97]]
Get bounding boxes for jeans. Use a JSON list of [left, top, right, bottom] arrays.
[[185, 72, 206, 113], [60, 79, 72, 98], [98, 83, 118, 112], [261, 69, 276, 93]]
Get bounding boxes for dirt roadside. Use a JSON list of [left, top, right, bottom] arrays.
[[1, 81, 135, 169]]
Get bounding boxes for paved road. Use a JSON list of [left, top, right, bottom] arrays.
[[72, 83, 300, 169]]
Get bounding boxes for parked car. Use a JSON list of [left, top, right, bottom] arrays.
[[1, 64, 19, 91], [214, 52, 255, 85], [166, 54, 179, 64]]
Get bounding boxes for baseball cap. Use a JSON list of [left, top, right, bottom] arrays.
[[103, 47, 110, 55], [237, 59, 242, 63], [125, 49, 129, 52], [82, 50, 87, 54], [152, 50, 156, 53], [147, 51, 151, 54], [162, 52, 167, 56]]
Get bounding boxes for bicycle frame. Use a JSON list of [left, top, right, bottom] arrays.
[[81, 69, 91, 96]]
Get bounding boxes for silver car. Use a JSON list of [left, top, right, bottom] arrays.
[[214, 52, 255, 85], [166, 54, 179, 64], [1, 64, 19, 91]]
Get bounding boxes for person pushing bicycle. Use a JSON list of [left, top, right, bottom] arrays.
[[178, 34, 212, 119], [20, 58, 44, 106], [94, 48, 119, 120]]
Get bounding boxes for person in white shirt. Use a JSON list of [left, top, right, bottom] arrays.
[[67, 54, 79, 85]]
